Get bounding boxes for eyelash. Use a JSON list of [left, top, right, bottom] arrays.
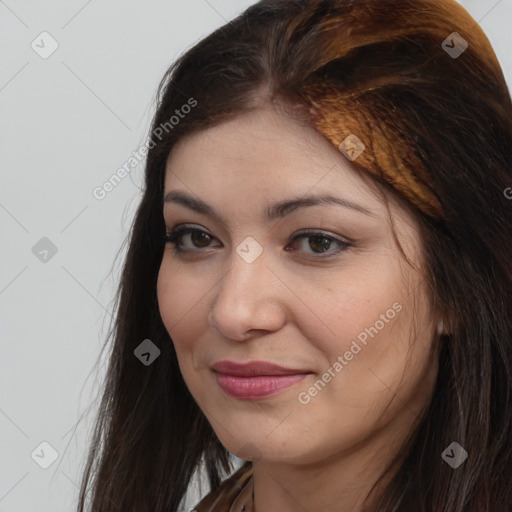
[[163, 225, 352, 259]]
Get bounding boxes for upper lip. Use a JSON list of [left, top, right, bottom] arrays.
[[212, 360, 311, 377]]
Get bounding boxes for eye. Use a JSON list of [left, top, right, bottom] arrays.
[[288, 230, 351, 258], [164, 225, 219, 252], [164, 225, 352, 259]]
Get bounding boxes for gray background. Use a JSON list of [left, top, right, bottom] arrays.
[[1, 1, 510, 511]]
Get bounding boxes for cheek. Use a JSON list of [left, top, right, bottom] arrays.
[[295, 266, 430, 404], [298, 266, 407, 363], [156, 258, 207, 365], [305, 291, 434, 426], [157, 258, 204, 332], [157, 261, 178, 335]]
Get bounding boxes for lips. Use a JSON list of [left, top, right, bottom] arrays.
[[211, 360, 312, 399], [211, 360, 309, 376]]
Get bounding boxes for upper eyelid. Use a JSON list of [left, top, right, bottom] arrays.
[[166, 224, 350, 245], [166, 224, 344, 237]]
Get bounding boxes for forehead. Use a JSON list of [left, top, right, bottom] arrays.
[[164, 106, 380, 206]]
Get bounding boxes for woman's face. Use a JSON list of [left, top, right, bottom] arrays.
[[157, 105, 438, 465]]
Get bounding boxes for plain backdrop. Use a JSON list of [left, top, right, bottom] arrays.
[[1, 1, 511, 511]]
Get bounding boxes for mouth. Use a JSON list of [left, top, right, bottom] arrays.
[[211, 360, 313, 400]]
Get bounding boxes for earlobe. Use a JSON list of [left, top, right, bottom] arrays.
[[437, 318, 444, 336]]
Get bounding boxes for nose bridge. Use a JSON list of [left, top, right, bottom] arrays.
[[218, 244, 270, 311], [209, 241, 285, 338]]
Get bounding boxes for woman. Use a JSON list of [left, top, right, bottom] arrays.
[[77, 0, 512, 511]]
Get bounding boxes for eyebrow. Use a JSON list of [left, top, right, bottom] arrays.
[[163, 190, 377, 224]]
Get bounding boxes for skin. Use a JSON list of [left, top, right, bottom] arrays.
[[157, 104, 439, 512]]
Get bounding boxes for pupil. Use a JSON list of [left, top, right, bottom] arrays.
[[310, 236, 330, 252], [192, 232, 210, 247]]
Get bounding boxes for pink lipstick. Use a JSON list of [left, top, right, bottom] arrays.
[[211, 360, 311, 400]]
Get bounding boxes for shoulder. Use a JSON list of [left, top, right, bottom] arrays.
[[191, 461, 253, 512]]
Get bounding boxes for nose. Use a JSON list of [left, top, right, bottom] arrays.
[[208, 247, 288, 341]]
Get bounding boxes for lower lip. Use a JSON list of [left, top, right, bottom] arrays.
[[215, 372, 310, 400]]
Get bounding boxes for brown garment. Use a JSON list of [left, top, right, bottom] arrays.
[[192, 461, 253, 512]]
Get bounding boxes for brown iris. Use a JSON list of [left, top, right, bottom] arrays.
[[308, 235, 332, 253], [191, 231, 212, 248]]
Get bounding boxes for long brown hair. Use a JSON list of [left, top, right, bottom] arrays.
[[76, 1, 512, 510]]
